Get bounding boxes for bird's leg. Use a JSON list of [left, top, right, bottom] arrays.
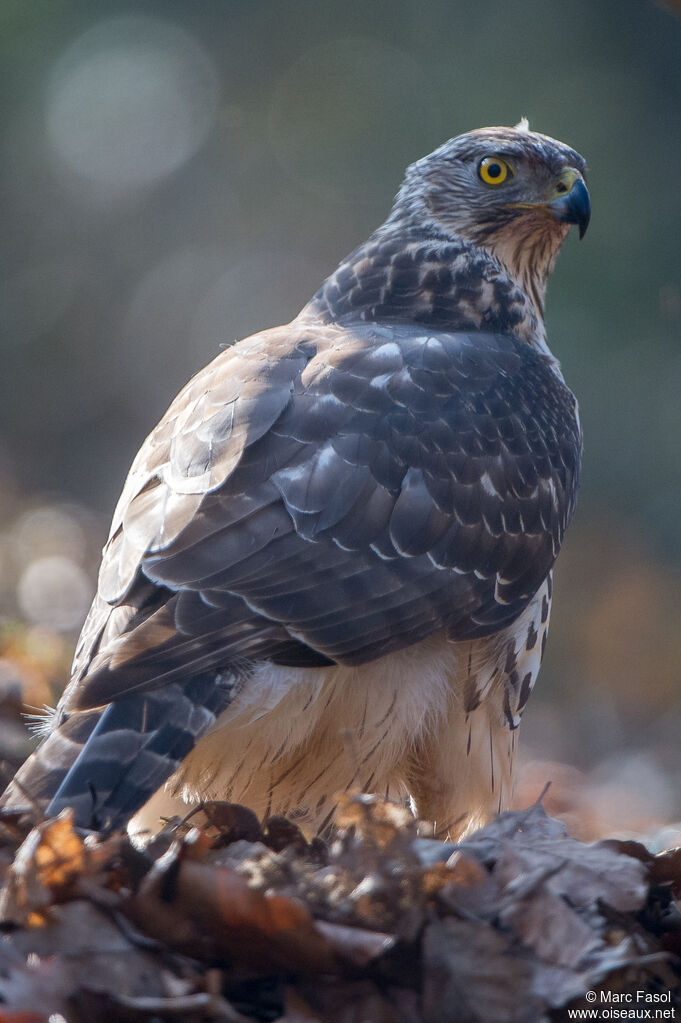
[[404, 691, 516, 841]]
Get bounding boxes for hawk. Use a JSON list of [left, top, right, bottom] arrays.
[[3, 123, 589, 840]]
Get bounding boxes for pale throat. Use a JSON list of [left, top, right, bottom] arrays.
[[483, 217, 570, 324]]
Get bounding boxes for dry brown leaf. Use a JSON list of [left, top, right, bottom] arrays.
[[0, 812, 83, 923], [421, 861, 457, 896], [0, 793, 677, 1020], [461, 801, 568, 862], [0, 941, 73, 1020], [463, 803, 648, 913], [177, 802, 263, 850], [494, 837, 648, 912], [263, 815, 310, 853], [288, 979, 419, 1023], [422, 916, 541, 1023], [8, 900, 169, 1000], [335, 792, 416, 848], [125, 842, 341, 973], [500, 889, 601, 969], [652, 845, 681, 895], [0, 1013, 49, 1023], [313, 919, 395, 967], [31, 812, 84, 888], [0, 811, 115, 925], [280, 987, 321, 1022], [74, 988, 249, 1022], [436, 863, 501, 920]]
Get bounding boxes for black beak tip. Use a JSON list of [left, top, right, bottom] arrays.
[[576, 184, 591, 239], [551, 177, 591, 239]]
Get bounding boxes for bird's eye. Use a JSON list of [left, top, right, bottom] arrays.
[[478, 156, 512, 186]]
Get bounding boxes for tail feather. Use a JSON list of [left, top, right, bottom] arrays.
[[4, 673, 240, 831], [3, 708, 101, 811]]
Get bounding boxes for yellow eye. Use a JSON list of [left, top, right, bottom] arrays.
[[478, 156, 511, 186]]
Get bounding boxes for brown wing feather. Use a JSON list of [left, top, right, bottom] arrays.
[[66, 319, 579, 717]]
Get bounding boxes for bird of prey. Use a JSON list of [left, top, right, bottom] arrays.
[[3, 122, 589, 840]]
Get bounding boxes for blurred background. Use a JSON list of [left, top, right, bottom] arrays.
[[1, 0, 679, 843]]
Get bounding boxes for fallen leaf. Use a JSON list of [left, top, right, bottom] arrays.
[[652, 845, 681, 895], [500, 889, 601, 969], [494, 837, 648, 912], [125, 842, 341, 973], [335, 793, 416, 849], [8, 900, 169, 1000], [313, 919, 395, 967], [0, 812, 88, 924], [263, 815, 310, 853], [422, 916, 542, 1023], [186, 801, 262, 848], [289, 979, 419, 1023]]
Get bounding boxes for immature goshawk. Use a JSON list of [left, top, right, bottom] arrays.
[[3, 123, 589, 839]]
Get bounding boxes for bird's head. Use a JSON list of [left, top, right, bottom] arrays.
[[391, 121, 589, 310]]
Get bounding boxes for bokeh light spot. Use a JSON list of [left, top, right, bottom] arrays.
[[18, 555, 92, 632], [46, 16, 219, 190]]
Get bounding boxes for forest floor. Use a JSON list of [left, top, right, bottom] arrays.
[[0, 629, 680, 1022]]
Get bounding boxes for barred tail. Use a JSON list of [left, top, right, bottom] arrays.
[[3, 673, 237, 831]]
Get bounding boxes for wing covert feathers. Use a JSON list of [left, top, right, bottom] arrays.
[[77, 321, 579, 692]]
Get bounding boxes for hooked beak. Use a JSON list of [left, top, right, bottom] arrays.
[[507, 167, 591, 239], [546, 169, 591, 239]]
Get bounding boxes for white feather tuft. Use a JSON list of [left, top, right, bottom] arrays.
[[23, 704, 56, 737], [514, 117, 530, 132]]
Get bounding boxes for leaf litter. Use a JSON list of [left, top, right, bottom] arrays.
[[0, 793, 678, 1021]]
